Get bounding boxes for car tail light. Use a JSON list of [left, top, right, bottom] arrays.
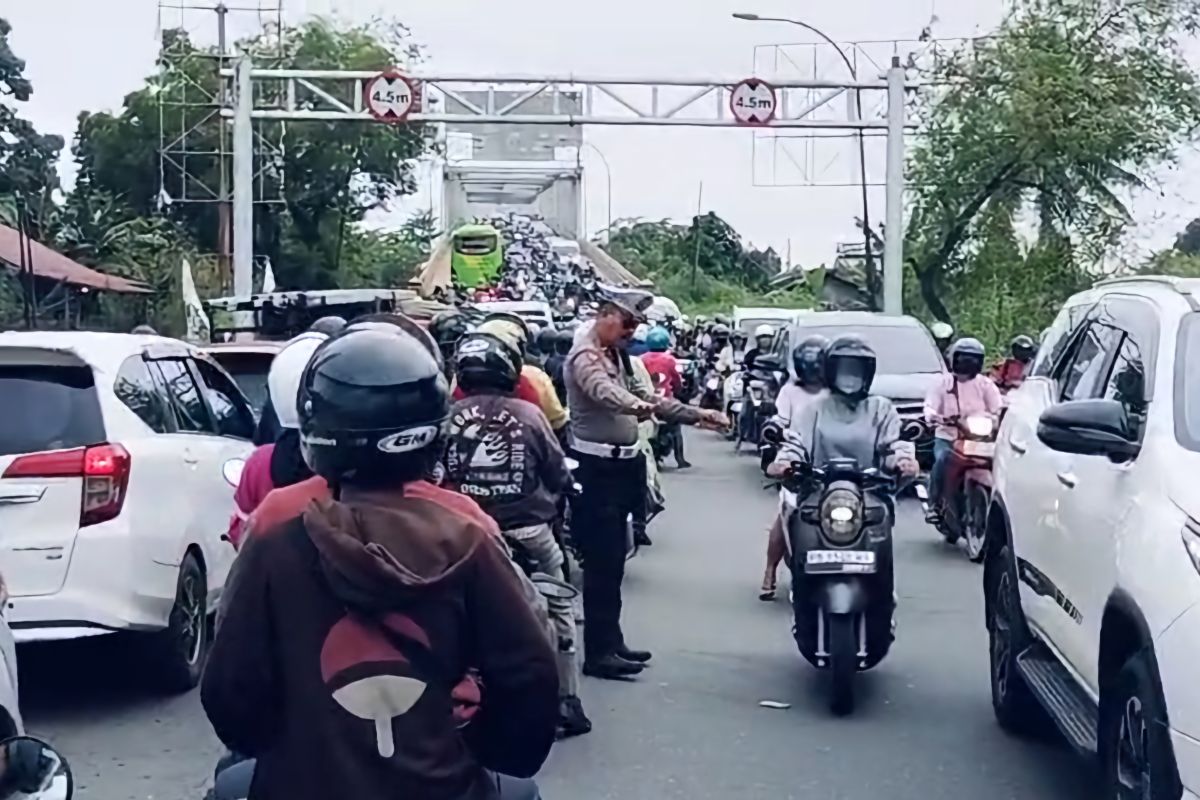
[[3, 444, 132, 527]]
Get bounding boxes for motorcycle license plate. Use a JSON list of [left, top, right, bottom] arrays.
[[962, 440, 995, 458], [706, 378, 720, 390], [805, 550, 876, 574]]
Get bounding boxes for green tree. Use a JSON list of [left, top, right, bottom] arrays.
[[71, 17, 430, 290], [0, 17, 64, 238], [905, 0, 1200, 328], [604, 214, 799, 311]]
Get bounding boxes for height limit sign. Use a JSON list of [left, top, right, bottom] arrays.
[[365, 71, 417, 123], [729, 78, 777, 126]]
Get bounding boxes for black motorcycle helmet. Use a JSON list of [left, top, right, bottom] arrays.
[[429, 310, 472, 361], [309, 315, 348, 336], [555, 329, 574, 355], [1010, 334, 1036, 364], [792, 334, 830, 388], [949, 337, 986, 378], [298, 324, 449, 488], [536, 327, 559, 356], [824, 335, 877, 402], [455, 332, 521, 394]]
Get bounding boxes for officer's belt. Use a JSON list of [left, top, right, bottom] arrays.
[[570, 437, 641, 460]]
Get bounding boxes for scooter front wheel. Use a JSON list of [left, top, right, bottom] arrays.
[[828, 614, 857, 716], [964, 483, 989, 563]]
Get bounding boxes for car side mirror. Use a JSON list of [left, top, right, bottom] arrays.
[[222, 458, 246, 488], [0, 736, 74, 799], [1037, 399, 1140, 461]]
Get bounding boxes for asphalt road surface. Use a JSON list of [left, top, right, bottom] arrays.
[[18, 431, 1098, 800]]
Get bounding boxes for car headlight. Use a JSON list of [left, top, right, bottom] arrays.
[[964, 415, 995, 437], [819, 488, 863, 545]]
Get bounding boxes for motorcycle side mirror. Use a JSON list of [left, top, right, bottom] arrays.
[[531, 574, 579, 601], [0, 736, 75, 799], [753, 354, 784, 372]]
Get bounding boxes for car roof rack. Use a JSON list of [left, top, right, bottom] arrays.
[[1093, 274, 1200, 309]]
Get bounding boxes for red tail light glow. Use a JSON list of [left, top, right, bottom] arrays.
[[3, 444, 132, 527]]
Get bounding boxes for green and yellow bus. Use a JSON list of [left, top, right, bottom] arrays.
[[450, 223, 504, 288]]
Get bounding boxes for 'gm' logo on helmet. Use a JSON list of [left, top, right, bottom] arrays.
[[377, 425, 439, 453]]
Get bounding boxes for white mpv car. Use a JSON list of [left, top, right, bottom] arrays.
[[985, 275, 1200, 799], [0, 332, 254, 691]]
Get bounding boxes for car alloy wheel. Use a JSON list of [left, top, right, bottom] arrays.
[[990, 570, 1015, 705], [175, 569, 205, 667], [1115, 695, 1151, 798]]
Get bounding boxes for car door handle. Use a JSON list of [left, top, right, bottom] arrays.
[[182, 451, 200, 465], [1009, 439, 1028, 455], [1056, 471, 1078, 489]]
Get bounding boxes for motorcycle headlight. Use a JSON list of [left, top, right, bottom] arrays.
[[819, 488, 863, 545], [964, 415, 995, 437]]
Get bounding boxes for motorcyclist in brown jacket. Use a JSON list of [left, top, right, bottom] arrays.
[[202, 322, 559, 800]]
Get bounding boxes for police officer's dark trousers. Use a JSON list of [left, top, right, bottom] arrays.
[[570, 449, 645, 662]]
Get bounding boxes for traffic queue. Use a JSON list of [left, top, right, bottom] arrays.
[[4, 271, 1200, 800]]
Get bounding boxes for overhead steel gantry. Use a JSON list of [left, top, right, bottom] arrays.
[[220, 58, 914, 312]]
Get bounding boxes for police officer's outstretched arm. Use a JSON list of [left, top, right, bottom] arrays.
[[202, 532, 283, 757], [462, 536, 560, 778]]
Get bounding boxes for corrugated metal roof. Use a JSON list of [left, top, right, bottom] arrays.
[[0, 224, 152, 294]]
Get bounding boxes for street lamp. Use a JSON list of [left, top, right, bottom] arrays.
[[580, 141, 613, 240], [733, 12, 878, 300]]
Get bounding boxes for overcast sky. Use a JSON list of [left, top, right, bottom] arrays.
[[5, 0, 1197, 267]]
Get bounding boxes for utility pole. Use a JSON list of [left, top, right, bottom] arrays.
[[883, 56, 905, 315], [215, 2, 232, 292], [690, 181, 704, 292], [232, 55, 254, 301]]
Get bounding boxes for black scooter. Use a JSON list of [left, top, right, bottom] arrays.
[[765, 426, 902, 716]]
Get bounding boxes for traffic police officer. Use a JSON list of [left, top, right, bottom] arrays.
[[565, 286, 727, 679]]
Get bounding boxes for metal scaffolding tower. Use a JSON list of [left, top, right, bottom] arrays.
[[156, 0, 284, 290]]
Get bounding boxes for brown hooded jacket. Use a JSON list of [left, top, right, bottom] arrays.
[[201, 482, 560, 800]]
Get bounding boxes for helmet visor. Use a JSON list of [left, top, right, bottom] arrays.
[[831, 356, 872, 396]]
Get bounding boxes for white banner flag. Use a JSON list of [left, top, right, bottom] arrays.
[[181, 258, 211, 343], [261, 257, 276, 294]]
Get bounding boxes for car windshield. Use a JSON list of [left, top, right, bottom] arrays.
[[0, 363, 105, 457], [1176, 313, 1200, 451], [798, 324, 944, 374]]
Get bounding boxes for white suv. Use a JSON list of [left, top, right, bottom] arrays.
[[0, 332, 254, 691], [985, 275, 1200, 799]]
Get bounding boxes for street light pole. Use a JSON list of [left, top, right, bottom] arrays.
[[733, 13, 879, 306], [581, 141, 613, 239]]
